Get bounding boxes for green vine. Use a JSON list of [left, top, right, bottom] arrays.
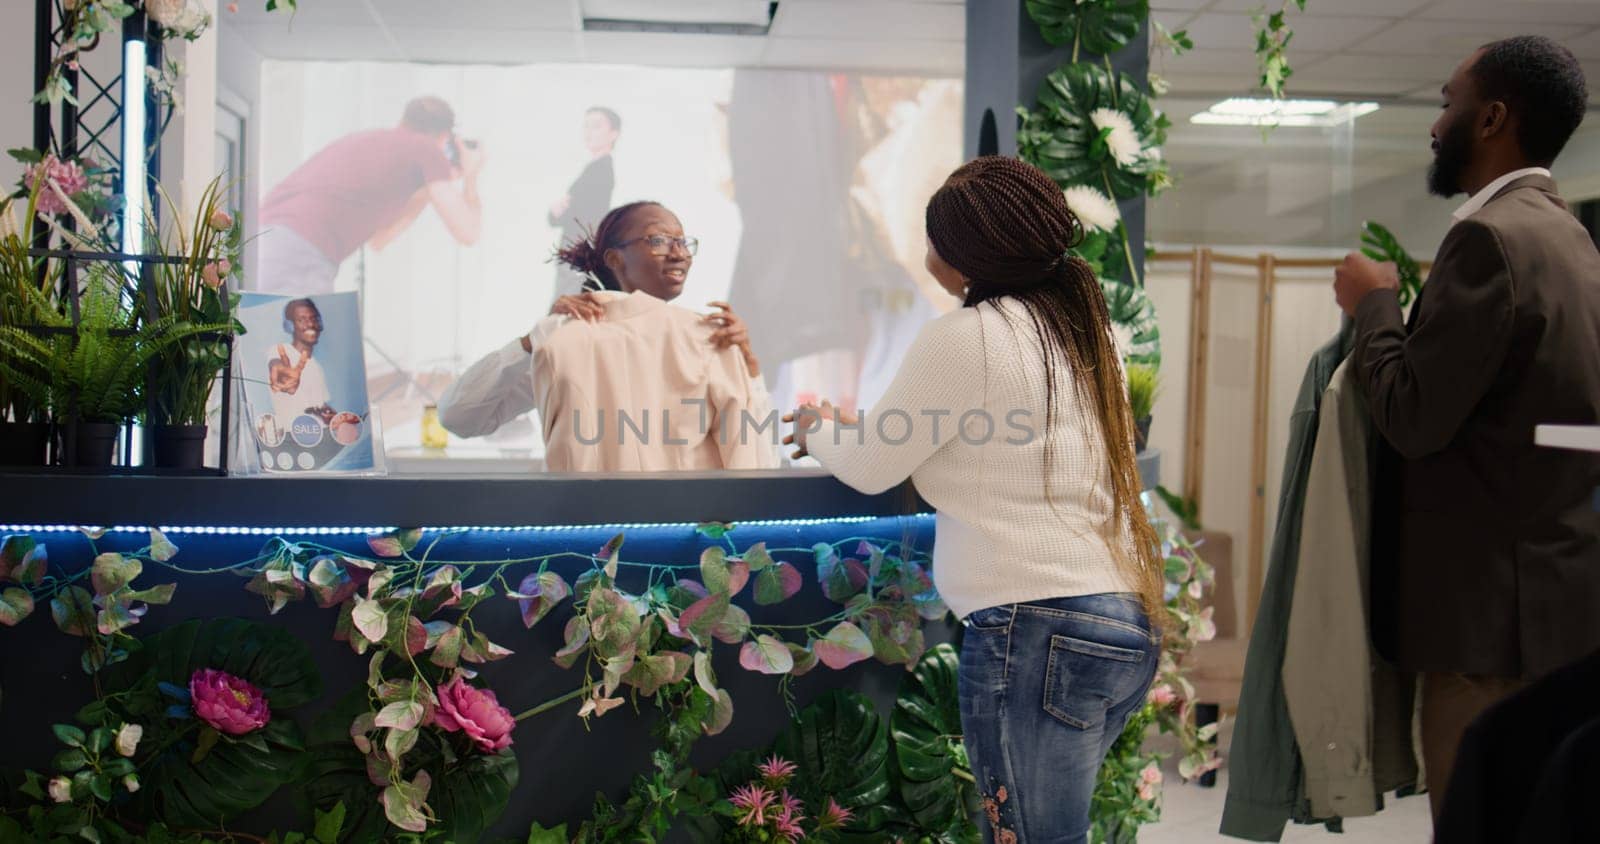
[[1255, 0, 1309, 99]]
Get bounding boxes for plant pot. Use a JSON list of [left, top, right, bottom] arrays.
[[1135, 415, 1153, 452], [73, 422, 121, 468], [152, 424, 207, 469], [0, 421, 50, 466]]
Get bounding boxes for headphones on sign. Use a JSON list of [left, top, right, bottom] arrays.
[[283, 299, 323, 336]]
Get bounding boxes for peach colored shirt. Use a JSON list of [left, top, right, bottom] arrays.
[[534, 291, 777, 472]]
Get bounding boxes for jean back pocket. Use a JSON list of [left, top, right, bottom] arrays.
[[1042, 634, 1148, 730]]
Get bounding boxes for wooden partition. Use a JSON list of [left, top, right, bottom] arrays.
[[1146, 249, 1427, 639]]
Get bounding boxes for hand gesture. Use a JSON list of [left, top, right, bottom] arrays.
[[1333, 252, 1400, 316], [782, 399, 856, 460], [458, 140, 486, 177], [704, 301, 760, 376], [269, 347, 310, 394]]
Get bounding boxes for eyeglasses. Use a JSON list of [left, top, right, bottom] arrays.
[[615, 235, 699, 257]]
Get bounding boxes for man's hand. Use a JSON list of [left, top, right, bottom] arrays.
[[269, 348, 309, 394], [704, 301, 761, 376], [1334, 252, 1400, 316], [549, 194, 571, 219], [782, 400, 857, 460]]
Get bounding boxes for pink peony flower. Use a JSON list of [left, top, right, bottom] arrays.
[[816, 797, 854, 830], [25, 155, 89, 216], [1141, 762, 1164, 785], [1151, 684, 1177, 707], [758, 754, 798, 787], [208, 209, 233, 231], [200, 259, 231, 289], [1139, 782, 1157, 802], [189, 668, 270, 735], [729, 783, 775, 827], [430, 675, 514, 753]]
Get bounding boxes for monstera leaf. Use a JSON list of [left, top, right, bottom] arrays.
[[303, 689, 518, 842], [104, 618, 322, 826], [774, 690, 893, 837], [1071, 223, 1131, 283], [1100, 277, 1162, 368], [1021, 63, 1167, 200], [1026, 0, 1150, 56], [1360, 221, 1423, 307], [892, 645, 978, 836]]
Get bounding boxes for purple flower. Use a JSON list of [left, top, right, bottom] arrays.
[[431, 675, 514, 753], [189, 668, 270, 735]]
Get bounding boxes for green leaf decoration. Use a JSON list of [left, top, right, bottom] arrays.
[[99, 619, 321, 826], [1026, 0, 1150, 56], [679, 591, 729, 642], [818, 548, 869, 604], [891, 644, 978, 832], [754, 562, 803, 605], [50, 586, 96, 637], [148, 528, 179, 562], [699, 546, 731, 594], [53, 723, 87, 748], [597, 532, 624, 580], [695, 521, 732, 540], [738, 634, 795, 674], [742, 541, 774, 572], [0, 586, 33, 626], [814, 621, 875, 670], [1021, 63, 1166, 201], [1100, 277, 1162, 368], [554, 615, 590, 669], [312, 802, 346, 843], [773, 690, 892, 811], [704, 688, 735, 736], [1360, 220, 1424, 307], [711, 603, 752, 645], [860, 601, 927, 668], [366, 528, 421, 558], [526, 821, 570, 844], [0, 534, 35, 581], [91, 552, 141, 595], [512, 570, 570, 629]]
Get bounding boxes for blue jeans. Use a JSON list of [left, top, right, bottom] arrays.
[[959, 593, 1161, 843]]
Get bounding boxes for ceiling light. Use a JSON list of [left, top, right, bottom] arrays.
[[1191, 97, 1379, 127], [582, 0, 778, 36]]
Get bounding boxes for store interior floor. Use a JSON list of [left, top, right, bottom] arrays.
[[1141, 718, 1435, 843]]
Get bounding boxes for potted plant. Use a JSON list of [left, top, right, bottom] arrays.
[[1127, 363, 1158, 452], [0, 265, 226, 467], [143, 178, 246, 468], [0, 191, 60, 466]]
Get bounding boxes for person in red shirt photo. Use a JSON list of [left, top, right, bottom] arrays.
[[254, 95, 485, 294]]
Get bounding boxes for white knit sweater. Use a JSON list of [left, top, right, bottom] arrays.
[[806, 297, 1136, 619]]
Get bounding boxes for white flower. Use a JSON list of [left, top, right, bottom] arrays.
[[1091, 108, 1144, 167], [48, 776, 72, 803], [123, 774, 141, 794], [143, 0, 186, 27], [115, 723, 143, 757], [1063, 185, 1121, 233]]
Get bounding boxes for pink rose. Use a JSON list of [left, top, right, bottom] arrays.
[[208, 209, 234, 231], [1141, 762, 1164, 785], [227, 2, 239, 12], [25, 155, 90, 216], [1138, 782, 1157, 802], [189, 668, 270, 735], [1151, 684, 1177, 707], [200, 259, 231, 289], [430, 675, 514, 752]]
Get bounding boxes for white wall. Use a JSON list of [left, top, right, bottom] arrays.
[[0, 3, 34, 194]]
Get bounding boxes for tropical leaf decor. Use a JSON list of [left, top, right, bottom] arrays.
[[891, 644, 978, 835], [1100, 277, 1162, 369], [1019, 63, 1171, 203], [1025, 0, 1151, 59], [1360, 220, 1423, 308]]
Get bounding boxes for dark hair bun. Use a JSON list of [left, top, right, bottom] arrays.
[[556, 238, 602, 274]]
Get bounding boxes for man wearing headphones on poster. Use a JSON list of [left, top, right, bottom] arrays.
[[268, 298, 336, 426]]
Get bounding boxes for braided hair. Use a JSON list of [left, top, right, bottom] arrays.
[[555, 200, 662, 291], [925, 155, 1164, 629]]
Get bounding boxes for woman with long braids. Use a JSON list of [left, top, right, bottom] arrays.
[[439, 201, 778, 469], [786, 156, 1164, 842]]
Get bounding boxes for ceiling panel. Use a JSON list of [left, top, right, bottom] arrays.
[[771, 1, 963, 41], [1292, 52, 1456, 84], [580, 31, 767, 66], [1182, 13, 1391, 53], [1357, 18, 1574, 56], [1415, 0, 1600, 26], [580, 0, 771, 25], [1278, 72, 1435, 98], [1210, 0, 1429, 15], [762, 37, 962, 75], [392, 29, 585, 64]]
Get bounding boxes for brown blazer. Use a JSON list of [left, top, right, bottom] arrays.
[[1353, 174, 1600, 679]]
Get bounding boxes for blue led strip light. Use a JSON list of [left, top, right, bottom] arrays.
[[0, 514, 936, 536]]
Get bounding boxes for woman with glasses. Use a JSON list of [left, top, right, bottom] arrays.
[[438, 201, 779, 470]]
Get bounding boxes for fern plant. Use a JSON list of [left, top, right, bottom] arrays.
[[0, 266, 229, 424], [1125, 363, 1159, 421], [0, 192, 63, 424]]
